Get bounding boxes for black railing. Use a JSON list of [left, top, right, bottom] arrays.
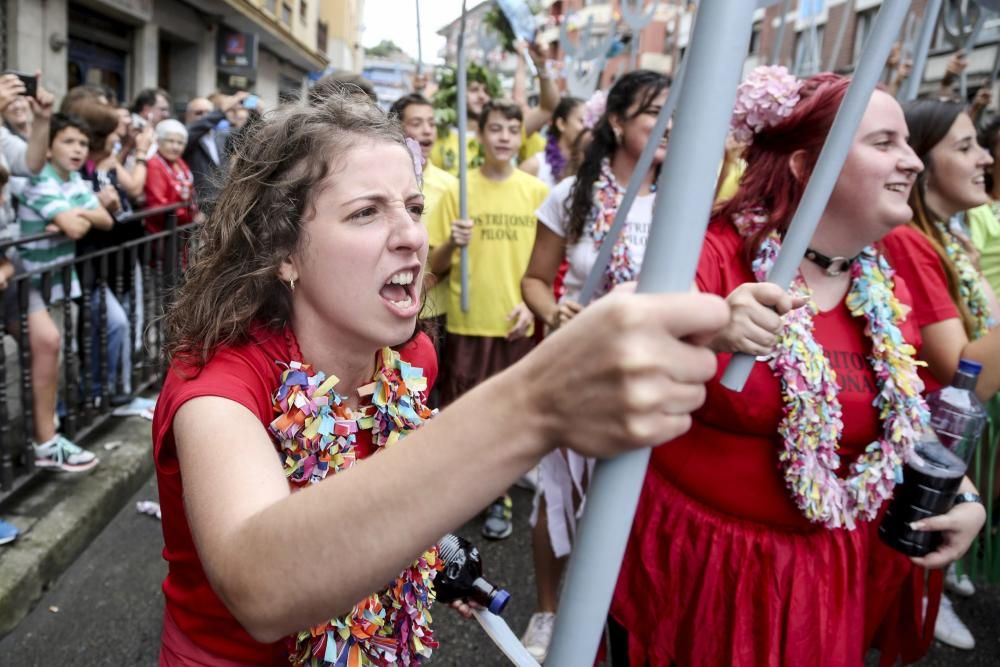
[[0, 202, 197, 499]]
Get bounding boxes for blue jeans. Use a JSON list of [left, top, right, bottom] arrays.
[[88, 286, 130, 398]]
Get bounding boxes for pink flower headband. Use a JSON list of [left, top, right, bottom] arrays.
[[730, 65, 803, 144], [582, 90, 607, 130], [405, 137, 424, 187]]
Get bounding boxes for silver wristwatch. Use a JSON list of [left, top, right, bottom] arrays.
[[953, 492, 984, 507]]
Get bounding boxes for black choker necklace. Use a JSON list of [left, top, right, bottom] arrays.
[[804, 248, 858, 276]]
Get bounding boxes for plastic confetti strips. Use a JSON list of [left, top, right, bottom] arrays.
[[269, 346, 440, 666], [733, 209, 929, 529], [934, 219, 996, 339], [587, 158, 643, 297]]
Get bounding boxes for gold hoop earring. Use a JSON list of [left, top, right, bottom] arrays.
[[289, 277, 296, 291]]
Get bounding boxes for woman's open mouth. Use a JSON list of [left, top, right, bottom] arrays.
[[379, 268, 421, 316]]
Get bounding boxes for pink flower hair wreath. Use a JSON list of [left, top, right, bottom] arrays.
[[730, 65, 803, 144]]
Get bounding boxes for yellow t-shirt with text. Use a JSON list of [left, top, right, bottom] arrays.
[[420, 163, 458, 319], [427, 168, 549, 336]]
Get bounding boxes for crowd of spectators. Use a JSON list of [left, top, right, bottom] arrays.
[[0, 73, 258, 489]]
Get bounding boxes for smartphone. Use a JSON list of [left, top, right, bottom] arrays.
[[4, 71, 36, 98], [243, 94, 259, 110], [131, 113, 147, 130]]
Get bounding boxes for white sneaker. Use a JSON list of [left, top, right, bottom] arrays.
[[33, 435, 99, 472], [521, 611, 556, 662], [515, 465, 540, 492], [934, 595, 975, 650], [944, 563, 976, 597]]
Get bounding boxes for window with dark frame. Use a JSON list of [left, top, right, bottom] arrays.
[[317, 20, 328, 53], [853, 7, 878, 66], [749, 22, 762, 56]]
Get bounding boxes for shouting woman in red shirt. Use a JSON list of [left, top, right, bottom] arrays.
[[153, 90, 730, 665]]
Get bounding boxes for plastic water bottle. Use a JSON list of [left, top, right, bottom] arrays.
[[926, 359, 988, 466], [880, 360, 986, 556], [435, 533, 511, 615]]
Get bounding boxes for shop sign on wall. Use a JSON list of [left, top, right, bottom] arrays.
[[218, 29, 259, 70]]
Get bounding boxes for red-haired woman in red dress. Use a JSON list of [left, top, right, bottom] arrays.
[[611, 69, 986, 666]]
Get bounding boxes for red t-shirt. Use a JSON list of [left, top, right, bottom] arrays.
[[145, 153, 197, 234], [879, 225, 962, 392], [651, 219, 924, 530], [153, 327, 438, 664]]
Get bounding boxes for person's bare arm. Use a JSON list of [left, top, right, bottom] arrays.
[[523, 44, 558, 136], [512, 48, 528, 107], [522, 223, 568, 328], [113, 161, 145, 200], [0, 258, 15, 290], [175, 290, 728, 641], [25, 75, 55, 175], [79, 206, 114, 231], [428, 219, 473, 276], [920, 318, 1000, 400], [48, 210, 92, 239], [115, 128, 153, 198]]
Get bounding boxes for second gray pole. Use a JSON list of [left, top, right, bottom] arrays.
[[544, 0, 756, 664]]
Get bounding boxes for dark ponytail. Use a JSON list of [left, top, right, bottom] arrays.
[[549, 96, 583, 142]]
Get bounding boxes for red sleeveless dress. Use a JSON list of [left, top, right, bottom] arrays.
[[611, 220, 941, 666]]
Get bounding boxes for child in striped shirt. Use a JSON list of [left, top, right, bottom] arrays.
[[16, 112, 112, 472]]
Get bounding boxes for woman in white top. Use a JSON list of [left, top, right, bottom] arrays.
[[518, 69, 671, 662]]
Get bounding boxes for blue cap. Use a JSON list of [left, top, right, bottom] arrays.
[[958, 359, 983, 377], [488, 588, 511, 615]]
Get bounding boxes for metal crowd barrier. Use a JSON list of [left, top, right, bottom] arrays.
[[0, 202, 198, 499]]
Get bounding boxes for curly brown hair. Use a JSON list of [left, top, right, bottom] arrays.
[[164, 90, 406, 369]]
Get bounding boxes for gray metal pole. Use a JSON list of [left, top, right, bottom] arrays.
[[961, 11, 988, 102], [771, 0, 792, 65], [577, 52, 688, 306], [457, 0, 470, 312], [415, 0, 423, 77], [721, 0, 912, 392], [544, 2, 756, 664], [900, 0, 943, 101]]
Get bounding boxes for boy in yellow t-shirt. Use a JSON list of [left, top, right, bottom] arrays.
[[427, 100, 549, 540], [430, 47, 556, 176], [430, 125, 547, 176]]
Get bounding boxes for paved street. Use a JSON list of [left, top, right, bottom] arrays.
[[0, 478, 542, 666], [1, 475, 997, 666]]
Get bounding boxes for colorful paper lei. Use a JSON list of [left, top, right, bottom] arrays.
[[734, 211, 929, 529], [934, 219, 996, 339], [587, 158, 639, 296], [730, 65, 802, 144], [269, 346, 440, 666]]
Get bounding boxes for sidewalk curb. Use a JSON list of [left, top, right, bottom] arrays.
[[0, 415, 155, 637]]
